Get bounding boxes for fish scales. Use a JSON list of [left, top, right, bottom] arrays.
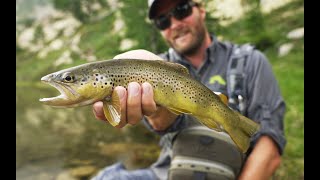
[[80, 60, 216, 109], [104, 61, 221, 115], [40, 59, 260, 153]]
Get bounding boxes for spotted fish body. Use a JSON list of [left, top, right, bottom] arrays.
[[40, 59, 260, 153]]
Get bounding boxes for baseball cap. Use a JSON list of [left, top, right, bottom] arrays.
[[148, 0, 191, 19], [147, 0, 202, 19], [147, 0, 160, 19]]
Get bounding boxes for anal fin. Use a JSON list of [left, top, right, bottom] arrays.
[[194, 116, 224, 132], [167, 107, 190, 115]]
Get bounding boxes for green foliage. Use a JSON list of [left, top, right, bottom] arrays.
[[242, 6, 273, 49], [120, 0, 168, 53], [79, 16, 118, 59], [54, 0, 87, 22], [53, 0, 109, 23], [33, 26, 45, 42]]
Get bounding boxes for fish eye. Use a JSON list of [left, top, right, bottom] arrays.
[[62, 72, 75, 83], [65, 76, 72, 81]]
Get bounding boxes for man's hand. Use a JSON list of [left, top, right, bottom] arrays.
[[93, 82, 158, 128], [92, 49, 178, 129]]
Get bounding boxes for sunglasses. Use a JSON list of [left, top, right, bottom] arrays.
[[154, 1, 197, 30]]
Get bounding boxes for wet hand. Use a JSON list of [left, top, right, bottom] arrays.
[[92, 49, 176, 129], [92, 49, 160, 128], [93, 82, 157, 128]]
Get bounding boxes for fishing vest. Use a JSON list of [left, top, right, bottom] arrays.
[[226, 42, 255, 116], [163, 42, 256, 180]]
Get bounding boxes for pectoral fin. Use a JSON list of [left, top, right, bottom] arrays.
[[102, 91, 121, 126]]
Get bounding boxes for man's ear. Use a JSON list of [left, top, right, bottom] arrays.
[[198, 6, 206, 20]]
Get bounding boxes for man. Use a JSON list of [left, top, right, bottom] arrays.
[[92, 0, 286, 179]]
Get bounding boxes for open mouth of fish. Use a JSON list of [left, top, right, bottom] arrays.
[[39, 76, 78, 106], [39, 82, 67, 102]]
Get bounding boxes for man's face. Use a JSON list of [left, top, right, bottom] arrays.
[[153, 0, 207, 55]]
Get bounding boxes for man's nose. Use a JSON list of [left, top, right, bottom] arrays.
[[169, 16, 184, 29]]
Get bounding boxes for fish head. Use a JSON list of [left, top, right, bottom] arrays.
[[39, 66, 112, 107]]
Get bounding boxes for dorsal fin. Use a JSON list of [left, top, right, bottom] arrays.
[[156, 60, 189, 75]]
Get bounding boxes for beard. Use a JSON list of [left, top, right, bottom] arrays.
[[166, 20, 206, 56]]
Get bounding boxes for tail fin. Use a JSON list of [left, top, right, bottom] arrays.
[[227, 111, 260, 153]]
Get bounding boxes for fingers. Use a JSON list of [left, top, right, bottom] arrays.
[[93, 101, 106, 121], [126, 82, 143, 125], [141, 82, 157, 116], [92, 87, 128, 128], [92, 82, 157, 128], [126, 82, 157, 124]]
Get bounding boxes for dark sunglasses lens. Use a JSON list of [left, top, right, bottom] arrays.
[[174, 2, 192, 20], [155, 16, 171, 30], [154, 1, 194, 30]]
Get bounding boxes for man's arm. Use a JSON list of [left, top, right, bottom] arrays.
[[238, 136, 281, 180], [237, 49, 286, 179]]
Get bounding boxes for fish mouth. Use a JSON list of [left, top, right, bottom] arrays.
[[39, 75, 79, 107]]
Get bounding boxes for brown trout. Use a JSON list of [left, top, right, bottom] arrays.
[[39, 59, 260, 153]]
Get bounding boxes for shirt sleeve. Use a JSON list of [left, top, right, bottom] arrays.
[[245, 50, 287, 155]]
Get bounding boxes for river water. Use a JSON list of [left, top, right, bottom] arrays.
[[16, 83, 160, 180]]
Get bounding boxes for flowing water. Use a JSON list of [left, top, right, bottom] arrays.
[[16, 83, 160, 180]]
